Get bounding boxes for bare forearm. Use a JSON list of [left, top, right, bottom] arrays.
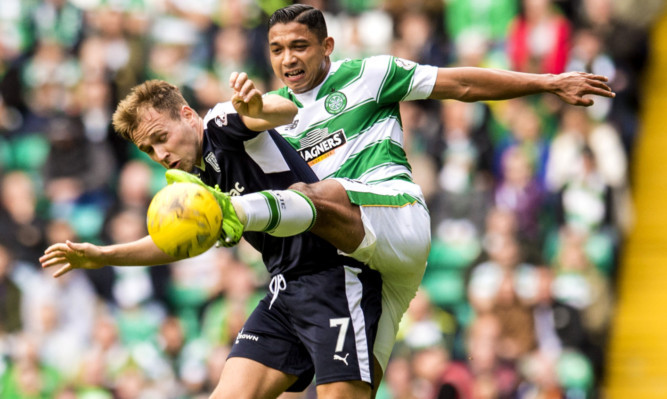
[[430, 67, 553, 102], [100, 235, 180, 266], [241, 94, 297, 131], [429, 67, 614, 106]]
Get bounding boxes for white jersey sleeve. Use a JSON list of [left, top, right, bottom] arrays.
[[363, 55, 438, 103]]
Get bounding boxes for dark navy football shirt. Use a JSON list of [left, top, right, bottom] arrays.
[[194, 102, 362, 277]]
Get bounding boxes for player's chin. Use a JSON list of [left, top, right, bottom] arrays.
[[172, 160, 190, 171]]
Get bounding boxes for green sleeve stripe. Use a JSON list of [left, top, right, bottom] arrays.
[[259, 191, 281, 232], [346, 190, 419, 208], [289, 189, 318, 231], [377, 56, 416, 104], [376, 56, 392, 103]]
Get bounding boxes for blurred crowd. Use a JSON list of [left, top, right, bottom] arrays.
[[0, 0, 659, 398]]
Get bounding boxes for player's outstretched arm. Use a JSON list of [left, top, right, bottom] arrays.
[[40, 235, 178, 278], [429, 68, 615, 106], [229, 71, 297, 131]]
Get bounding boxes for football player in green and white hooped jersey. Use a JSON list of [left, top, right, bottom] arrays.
[[183, 3, 615, 392]]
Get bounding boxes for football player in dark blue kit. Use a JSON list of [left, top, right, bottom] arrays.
[[40, 75, 382, 399]]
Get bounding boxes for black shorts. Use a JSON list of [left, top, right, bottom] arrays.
[[228, 264, 382, 392]]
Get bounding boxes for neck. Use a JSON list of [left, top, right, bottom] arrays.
[[196, 116, 204, 165], [309, 57, 331, 91]]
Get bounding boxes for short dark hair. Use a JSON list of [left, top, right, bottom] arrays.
[[268, 4, 328, 42]]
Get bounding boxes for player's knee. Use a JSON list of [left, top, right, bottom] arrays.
[[289, 180, 348, 207]]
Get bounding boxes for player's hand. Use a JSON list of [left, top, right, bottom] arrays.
[[40, 241, 105, 278], [230, 72, 264, 118], [551, 71, 615, 106]]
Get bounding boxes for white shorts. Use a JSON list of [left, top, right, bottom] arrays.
[[332, 178, 431, 371]]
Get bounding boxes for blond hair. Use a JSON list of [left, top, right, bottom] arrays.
[[112, 80, 187, 142]]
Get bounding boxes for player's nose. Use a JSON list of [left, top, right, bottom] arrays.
[[154, 147, 169, 163], [282, 50, 297, 66]]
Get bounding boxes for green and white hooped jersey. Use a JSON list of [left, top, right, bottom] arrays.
[[271, 55, 438, 187]]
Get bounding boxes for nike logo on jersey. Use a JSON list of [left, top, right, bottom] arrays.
[[333, 353, 349, 366]]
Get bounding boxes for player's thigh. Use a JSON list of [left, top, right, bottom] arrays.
[[316, 380, 371, 399], [289, 179, 364, 253], [210, 357, 298, 399], [326, 178, 431, 271], [287, 265, 382, 388]]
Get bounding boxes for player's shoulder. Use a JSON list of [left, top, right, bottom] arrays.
[[268, 86, 291, 99], [337, 55, 391, 70], [356, 55, 421, 74], [203, 102, 237, 127]]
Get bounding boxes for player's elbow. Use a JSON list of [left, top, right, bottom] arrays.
[[281, 106, 298, 126]]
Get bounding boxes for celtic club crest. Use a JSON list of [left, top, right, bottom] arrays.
[[324, 92, 347, 114]]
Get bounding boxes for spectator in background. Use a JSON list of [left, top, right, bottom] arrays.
[[546, 105, 632, 235], [465, 312, 519, 398], [74, 348, 114, 398], [113, 367, 152, 399], [200, 254, 263, 346], [381, 355, 418, 399], [467, 235, 537, 364], [394, 10, 449, 67], [574, 0, 649, 155], [493, 100, 550, 187], [43, 116, 115, 203], [26, 0, 84, 53], [42, 115, 116, 243], [0, 243, 21, 335], [104, 160, 155, 223], [104, 209, 168, 345], [423, 100, 494, 309], [565, 28, 616, 122], [555, 147, 614, 238], [507, 0, 571, 74], [551, 229, 614, 341], [444, 0, 518, 51], [21, 39, 80, 121], [0, 171, 47, 267], [1, 334, 63, 398], [212, 26, 270, 94], [494, 146, 545, 247], [155, 315, 210, 397], [84, 314, 131, 384], [411, 341, 473, 399]]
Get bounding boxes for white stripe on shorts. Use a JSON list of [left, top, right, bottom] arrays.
[[344, 266, 372, 383]]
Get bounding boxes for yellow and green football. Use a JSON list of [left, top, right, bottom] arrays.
[[147, 182, 222, 258]]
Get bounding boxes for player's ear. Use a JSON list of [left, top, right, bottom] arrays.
[[180, 105, 197, 124], [323, 36, 334, 57]]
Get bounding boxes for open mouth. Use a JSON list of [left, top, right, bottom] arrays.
[[170, 161, 179, 169], [285, 69, 305, 80]]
